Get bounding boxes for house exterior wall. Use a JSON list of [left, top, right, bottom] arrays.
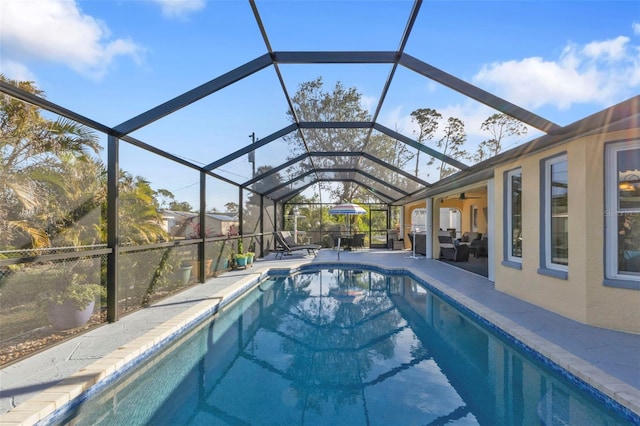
[[403, 201, 426, 249], [494, 128, 640, 334], [440, 198, 489, 236], [185, 216, 239, 238]]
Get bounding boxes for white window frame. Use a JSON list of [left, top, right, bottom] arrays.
[[605, 140, 640, 282], [543, 154, 568, 272], [506, 168, 522, 264]]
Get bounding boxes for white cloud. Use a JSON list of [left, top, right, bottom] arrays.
[[439, 103, 493, 140], [582, 36, 629, 61], [473, 35, 640, 110], [361, 95, 378, 114], [633, 22, 640, 35], [150, 0, 206, 19], [0, 59, 37, 82], [381, 105, 414, 135], [425, 80, 438, 93], [0, 0, 143, 80]]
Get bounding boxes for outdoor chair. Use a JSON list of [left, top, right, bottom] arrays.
[[281, 232, 320, 250], [279, 230, 295, 244], [458, 232, 482, 247], [351, 233, 365, 250], [407, 231, 427, 255], [280, 230, 315, 248], [470, 235, 488, 257], [274, 232, 320, 259], [438, 231, 470, 262]]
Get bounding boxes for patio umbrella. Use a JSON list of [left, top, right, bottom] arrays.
[[329, 203, 366, 235]]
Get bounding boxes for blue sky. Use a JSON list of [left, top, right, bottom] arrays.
[[1, 0, 639, 209]]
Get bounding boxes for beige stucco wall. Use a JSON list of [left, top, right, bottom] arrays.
[[493, 128, 640, 334], [403, 201, 426, 249], [440, 197, 488, 235]]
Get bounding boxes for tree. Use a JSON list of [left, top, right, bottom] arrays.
[[437, 117, 468, 179], [0, 75, 171, 254], [224, 202, 239, 214], [117, 172, 167, 244], [154, 189, 193, 212], [168, 201, 193, 212], [475, 113, 528, 162], [42, 153, 106, 247], [155, 188, 175, 209], [410, 108, 442, 177], [285, 77, 374, 203], [0, 74, 101, 249]]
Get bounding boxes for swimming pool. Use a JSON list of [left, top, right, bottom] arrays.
[[51, 267, 634, 425]]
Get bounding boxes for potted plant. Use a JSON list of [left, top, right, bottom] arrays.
[[176, 260, 193, 285], [235, 253, 248, 268], [40, 267, 106, 330], [188, 257, 213, 281], [246, 251, 255, 265], [204, 258, 213, 278]]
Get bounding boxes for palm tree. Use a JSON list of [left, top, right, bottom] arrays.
[[0, 75, 101, 250], [117, 171, 168, 245], [41, 153, 107, 247]]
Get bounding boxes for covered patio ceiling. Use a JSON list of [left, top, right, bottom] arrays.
[[1, 0, 634, 207]]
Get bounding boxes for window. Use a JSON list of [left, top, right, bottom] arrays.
[[471, 205, 479, 232], [605, 140, 640, 287], [540, 154, 568, 278], [505, 169, 522, 265]]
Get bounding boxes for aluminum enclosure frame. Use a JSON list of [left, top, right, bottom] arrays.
[[0, 0, 562, 207]]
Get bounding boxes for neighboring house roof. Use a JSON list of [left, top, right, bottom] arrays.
[[160, 210, 198, 220], [160, 211, 238, 222], [205, 213, 239, 222], [181, 213, 239, 222]]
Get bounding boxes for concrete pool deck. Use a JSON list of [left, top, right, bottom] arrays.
[[1, 248, 639, 424]]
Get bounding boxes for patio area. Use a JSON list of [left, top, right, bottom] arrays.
[[439, 254, 489, 277], [1, 247, 638, 423]]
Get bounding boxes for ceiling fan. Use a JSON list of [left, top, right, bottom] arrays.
[[454, 192, 483, 200]]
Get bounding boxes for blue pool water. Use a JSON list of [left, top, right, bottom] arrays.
[[53, 267, 635, 425]]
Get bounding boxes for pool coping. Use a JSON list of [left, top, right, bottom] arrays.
[[0, 268, 272, 426], [1, 259, 638, 425]]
